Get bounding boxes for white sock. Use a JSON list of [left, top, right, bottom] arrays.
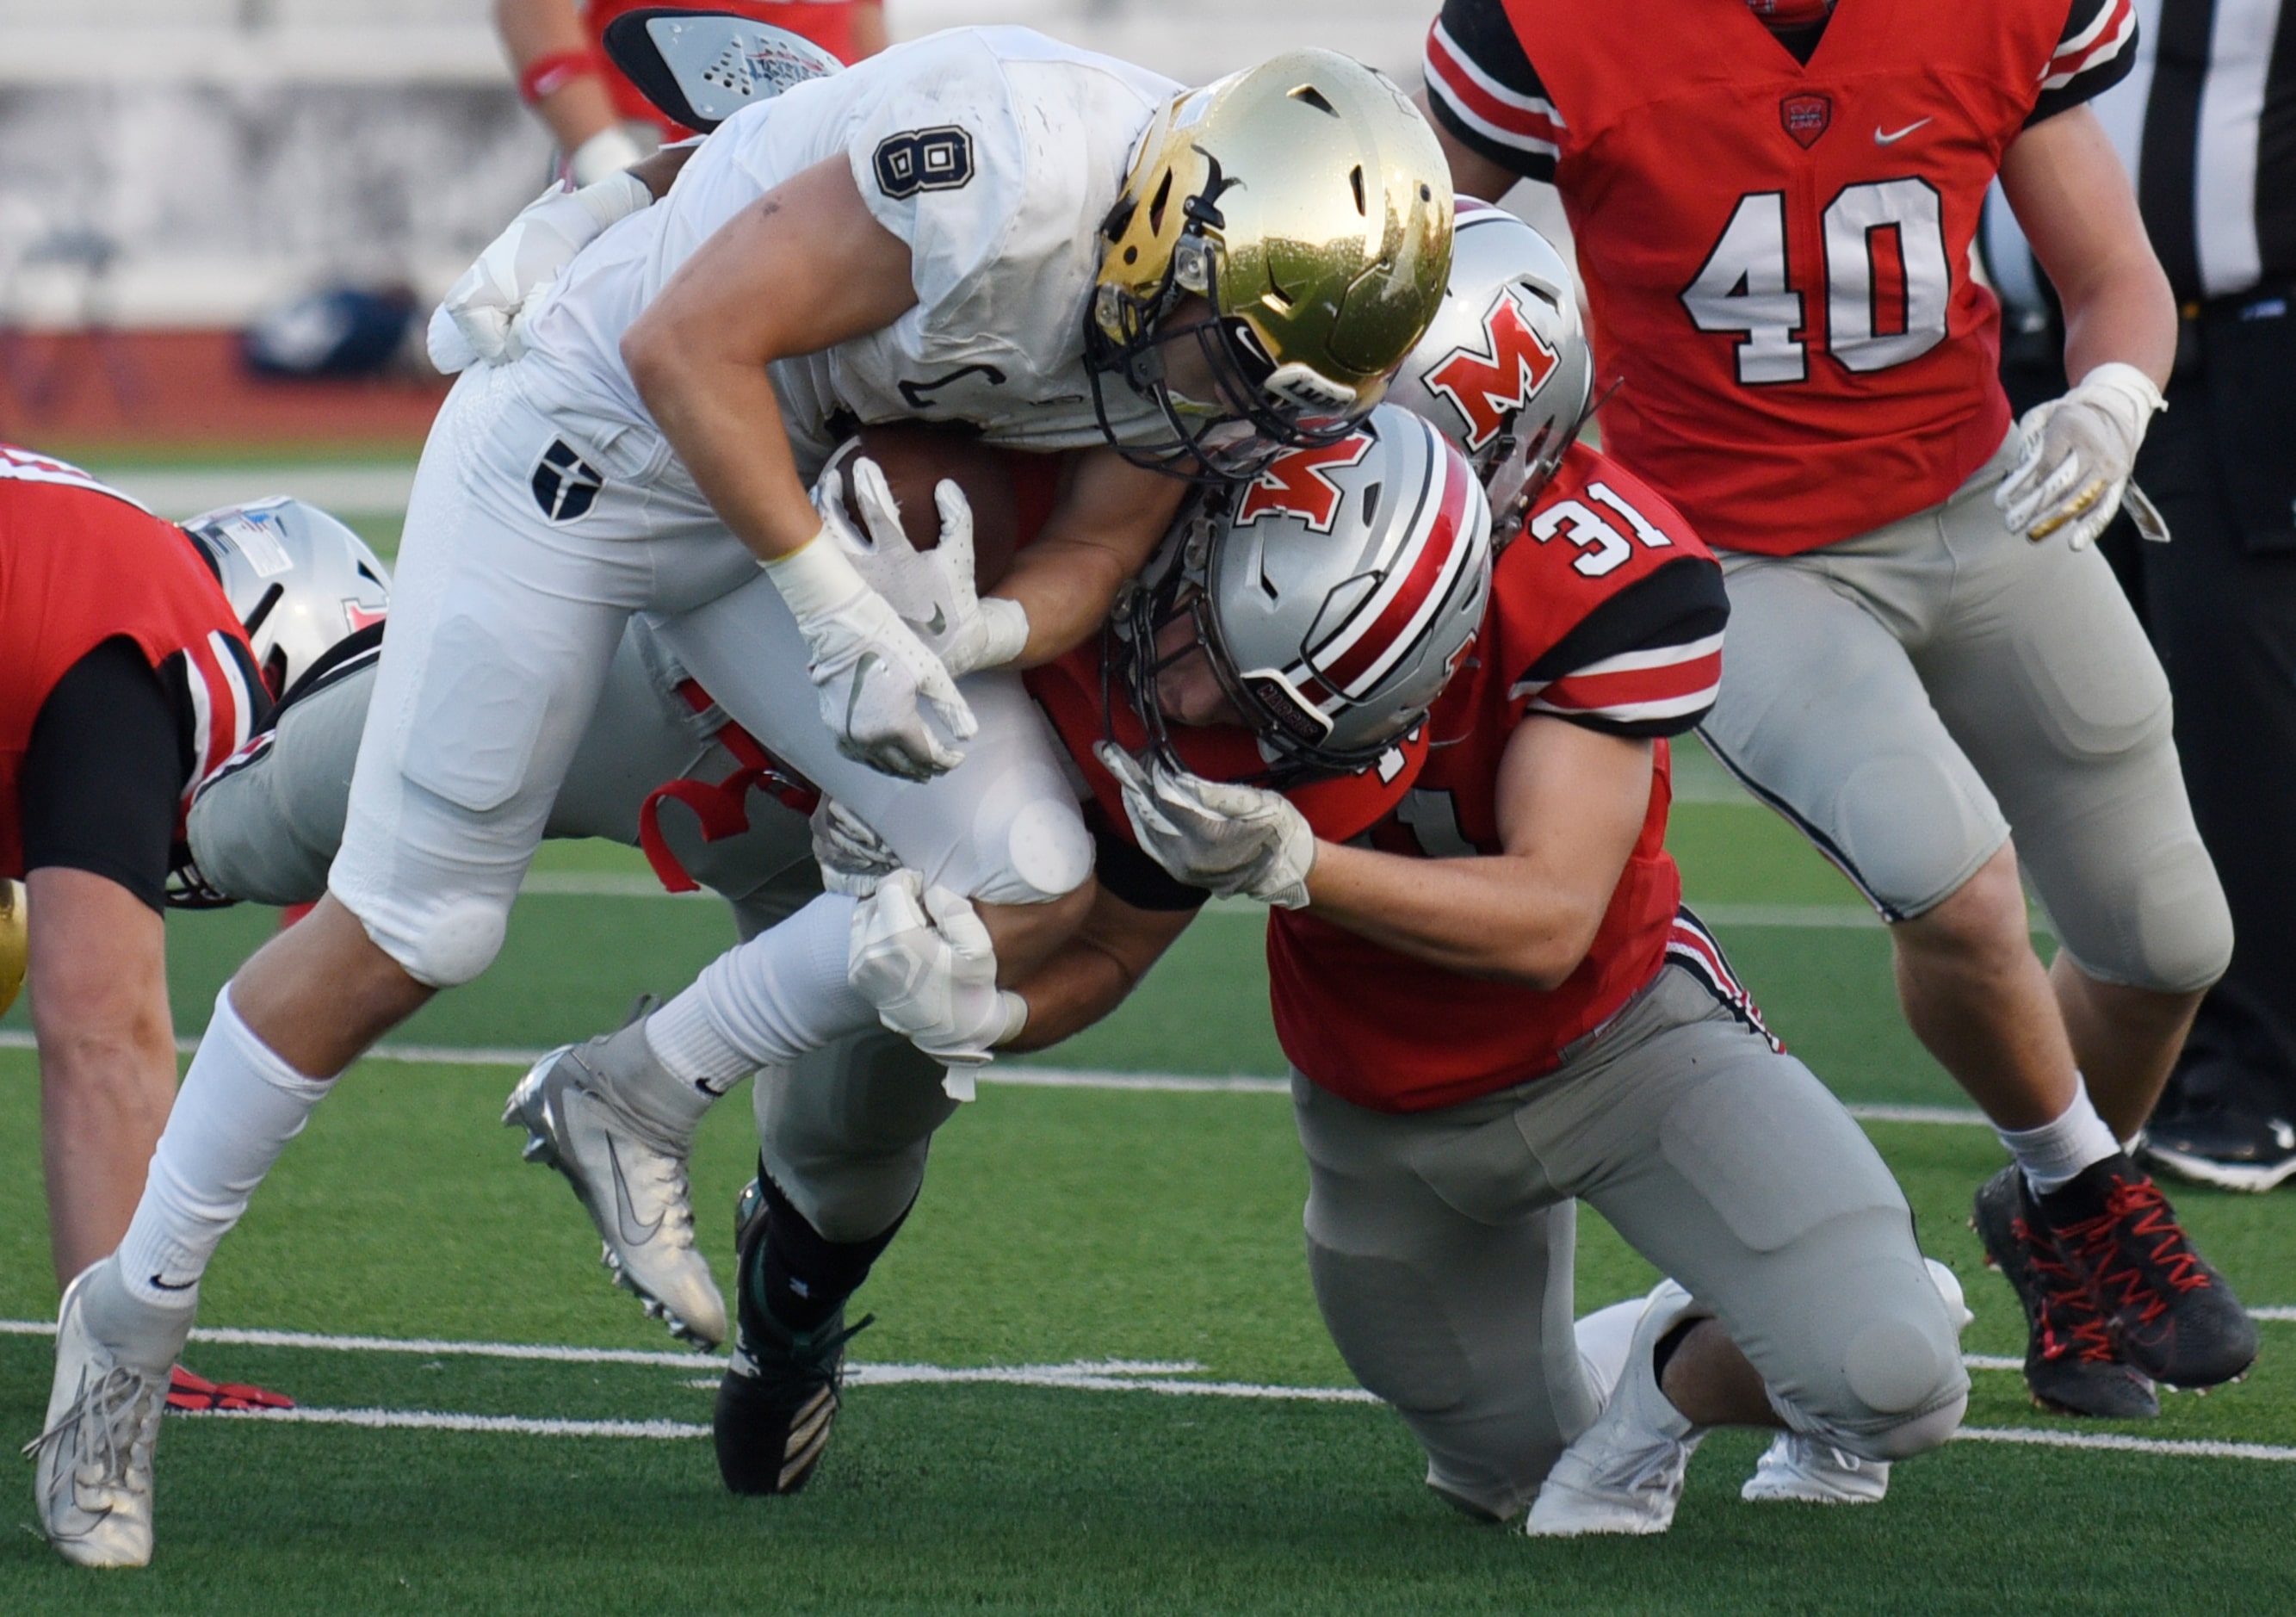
[[644, 894, 874, 1086], [116, 987, 336, 1310], [1996, 1073, 2120, 1197]]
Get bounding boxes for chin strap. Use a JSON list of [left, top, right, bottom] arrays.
[[637, 679, 820, 894]]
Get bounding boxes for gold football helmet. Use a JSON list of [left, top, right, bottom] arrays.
[[1087, 50, 1454, 478], [0, 880, 26, 1019]]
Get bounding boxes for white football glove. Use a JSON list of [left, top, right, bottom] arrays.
[[1995, 361, 2165, 551], [424, 170, 652, 374], [1093, 742, 1315, 909], [810, 797, 900, 898], [567, 125, 648, 188], [762, 533, 978, 781], [847, 870, 1027, 1067], [811, 457, 1030, 678]]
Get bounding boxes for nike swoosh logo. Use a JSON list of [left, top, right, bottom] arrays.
[[149, 1273, 197, 1292], [1875, 118, 1931, 145], [845, 652, 880, 735], [605, 1135, 663, 1246], [904, 605, 948, 638]]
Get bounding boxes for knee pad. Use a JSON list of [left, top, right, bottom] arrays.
[[2064, 833, 2235, 995], [973, 793, 1094, 907], [356, 894, 508, 988], [1774, 1250, 1971, 1463]]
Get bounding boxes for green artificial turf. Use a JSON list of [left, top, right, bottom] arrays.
[[2, 765, 2290, 1612]]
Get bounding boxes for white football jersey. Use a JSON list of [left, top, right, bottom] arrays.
[[520, 27, 1178, 480]]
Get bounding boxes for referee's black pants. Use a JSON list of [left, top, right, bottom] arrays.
[[2131, 300, 2296, 1122]]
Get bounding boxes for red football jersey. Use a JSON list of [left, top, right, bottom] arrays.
[[584, 0, 870, 135], [1023, 641, 1430, 850], [1425, 0, 2138, 555], [0, 449, 265, 878], [1267, 445, 1730, 1112]]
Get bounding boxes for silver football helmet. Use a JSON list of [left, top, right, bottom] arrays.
[[1387, 201, 1592, 544], [181, 497, 391, 701], [1123, 404, 1492, 776]]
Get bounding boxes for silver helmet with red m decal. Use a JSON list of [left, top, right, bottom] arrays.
[[181, 497, 391, 703], [1386, 201, 1592, 545], [1125, 405, 1492, 776]]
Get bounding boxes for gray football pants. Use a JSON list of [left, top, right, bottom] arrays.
[[1699, 433, 2231, 993], [1295, 964, 1968, 1521]]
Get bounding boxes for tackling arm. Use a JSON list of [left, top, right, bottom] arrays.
[[994, 449, 1188, 668], [999, 885, 1201, 1051], [1303, 716, 1654, 989]]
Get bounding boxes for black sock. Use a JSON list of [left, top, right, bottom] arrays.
[[1650, 1317, 1701, 1388], [749, 1171, 912, 1335]]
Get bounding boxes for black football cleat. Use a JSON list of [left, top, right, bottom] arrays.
[[2139, 1107, 2296, 1195], [1972, 1166, 2159, 1419], [714, 1175, 872, 1496], [2030, 1155, 2258, 1391]]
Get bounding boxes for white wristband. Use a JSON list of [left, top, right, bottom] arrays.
[[574, 169, 653, 232], [976, 597, 1031, 669], [568, 126, 647, 187], [761, 528, 867, 617], [995, 988, 1030, 1047]]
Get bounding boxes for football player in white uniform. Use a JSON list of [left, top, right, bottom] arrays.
[[34, 31, 1455, 1567]]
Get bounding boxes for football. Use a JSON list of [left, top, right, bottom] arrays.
[[826, 424, 1057, 592]]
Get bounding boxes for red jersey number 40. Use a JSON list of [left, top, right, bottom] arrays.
[[1680, 180, 1951, 385]]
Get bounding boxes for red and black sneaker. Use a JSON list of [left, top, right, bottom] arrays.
[[166, 1364, 294, 1413], [2030, 1154, 2258, 1390], [1972, 1167, 2157, 1419]]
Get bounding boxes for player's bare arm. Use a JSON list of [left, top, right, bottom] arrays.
[[1000, 886, 1198, 1050], [2000, 105, 2175, 389], [624, 156, 918, 564], [496, 0, 624, 167], [1303, 716, 1653, 989], [998, 449, 1187, 668], [1413, 90, 1517, 203]]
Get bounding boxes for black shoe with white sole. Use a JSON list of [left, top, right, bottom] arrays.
[[2140, 1108, 2296, 1195], [714, 1175, 872, 1496]]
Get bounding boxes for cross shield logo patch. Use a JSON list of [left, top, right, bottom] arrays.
[[531, 438, 603, 523], [1779, 94, 1832, 149]]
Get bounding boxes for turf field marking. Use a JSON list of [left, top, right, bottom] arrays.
[[176, 1405, 709, 1439], [10, 1322, 2291, 1461], [0, 1035, 1996, 1123], [1952, 1427, 2296, 1463]]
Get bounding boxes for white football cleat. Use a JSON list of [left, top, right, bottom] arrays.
[[1741, 1434, 1891, 1504], [1738, 1258, 1971, 1506], [1528, 1279, 1705, 1538], [504, 1022, 726, 1350], [24, 1257, 184, 1569]]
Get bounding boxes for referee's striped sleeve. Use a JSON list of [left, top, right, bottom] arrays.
[[2029, 0, 2140, 124], [1507, 559, 1731, 739], [1420, 0, 1563, 183]]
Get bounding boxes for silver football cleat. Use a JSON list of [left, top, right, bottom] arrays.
[[504, 1022, 727, 1350], [25, 1257, 181, 1569], [1740, 1433, 1891, 1504], [1527, 1280, 1706, 1538]]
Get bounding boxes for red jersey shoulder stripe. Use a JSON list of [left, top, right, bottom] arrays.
[[181, 630, 261, 800], [2042, 0, 2135, 90], [1515, 629, 1723, 728], [1424, 19, 1565, 162]]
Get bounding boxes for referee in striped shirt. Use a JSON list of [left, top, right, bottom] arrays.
[[2101, 0, 2296, 1190]]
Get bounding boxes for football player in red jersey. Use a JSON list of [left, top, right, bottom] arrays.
[[1418, 0, 2255, 1416], [498, 0, 884, 186], [4, 459, 388, 1493]]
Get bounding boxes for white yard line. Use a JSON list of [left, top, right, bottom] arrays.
[[0, 1033, 1991, 1122], [92, 464, 420, 521], [3, 1319, 2285, 1460]]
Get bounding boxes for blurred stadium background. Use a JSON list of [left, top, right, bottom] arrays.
[[0, 1, 1573, 454]]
